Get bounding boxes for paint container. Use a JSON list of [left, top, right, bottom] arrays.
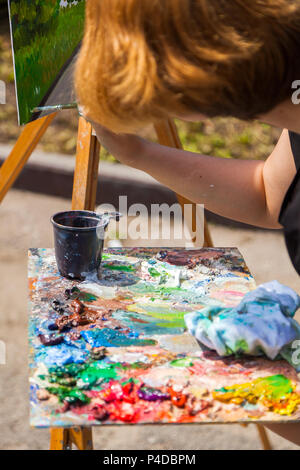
[[51, 210, 121, 280]]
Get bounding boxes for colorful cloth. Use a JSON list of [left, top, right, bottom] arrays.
[[185, 281, 300, 369]]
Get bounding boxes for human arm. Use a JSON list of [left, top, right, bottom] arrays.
[[92, 123, 296, 229]]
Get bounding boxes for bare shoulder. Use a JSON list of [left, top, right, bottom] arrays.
[[263, 129, 297, 224]]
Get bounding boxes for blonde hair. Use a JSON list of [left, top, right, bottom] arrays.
[[75, 0, 300, 133]]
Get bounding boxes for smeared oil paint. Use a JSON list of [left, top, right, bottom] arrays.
[[77, 363, 120, 387], [36, 343, 88, 366], [102, 263, 136, 273], [29, 248, 300, 427], [148, 267, 161, 278], [47, 386, 90, 405], [78, 291, 98, 303], [112, 310, 185, 337], [80, 328, 156, 348], [213, 375, 300, 415], [138, 385, 170, 401], [127, 304, 187, 329], [170, 357, 194, 368], [38, 334, 63, 346]]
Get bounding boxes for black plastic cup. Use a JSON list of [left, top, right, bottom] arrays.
[[51, 210, 120, 280]]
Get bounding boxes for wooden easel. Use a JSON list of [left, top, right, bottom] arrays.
[[0, 113, 271, 450]]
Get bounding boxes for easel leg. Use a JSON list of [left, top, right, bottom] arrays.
[[154, 119, 213, 247], [50, 427, 93, 450], [239, 423, 272, 450], [69, 427, 94, 450], [50, 428, 69, 450], [0, 113, 56, 203], [256, 424, 272, 450], [50, 116, 100, 450], [72, 116, 101, 211]]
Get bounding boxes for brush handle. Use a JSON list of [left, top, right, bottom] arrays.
[[101, 211, 122, 224]]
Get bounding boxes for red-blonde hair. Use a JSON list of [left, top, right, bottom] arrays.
[[75, 0, 300, 133]]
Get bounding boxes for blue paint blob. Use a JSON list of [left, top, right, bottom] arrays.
[[80, 328, 155, 348], [36, 343, 88, 366]]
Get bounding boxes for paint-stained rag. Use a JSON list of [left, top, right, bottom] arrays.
[[185, 281, 300, 370]]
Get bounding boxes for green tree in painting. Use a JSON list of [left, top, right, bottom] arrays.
[[10, 0, 61, 49]]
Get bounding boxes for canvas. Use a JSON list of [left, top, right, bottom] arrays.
[[8, 0, 85, 125], [28, 248, 300, 427]]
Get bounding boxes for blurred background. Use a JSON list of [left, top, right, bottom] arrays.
[[0, 1, 299, 450]]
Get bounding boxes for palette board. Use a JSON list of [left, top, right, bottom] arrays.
[[28, 248, 300, 427]]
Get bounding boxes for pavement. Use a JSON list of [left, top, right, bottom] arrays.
[[0, 189, 299, 450]]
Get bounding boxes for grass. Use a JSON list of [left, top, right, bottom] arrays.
[[13, 2, 85, 124], [175, 118, 281, 161]]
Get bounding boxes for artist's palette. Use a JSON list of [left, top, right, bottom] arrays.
[[28, 248, 300, 427]]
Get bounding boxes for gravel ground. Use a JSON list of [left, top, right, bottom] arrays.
[[0, 189, 299, 450]]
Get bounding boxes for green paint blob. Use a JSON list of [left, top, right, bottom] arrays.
[[139, 307, 187, 329], [42, 361, 127, 399], [170, 357, 194, 368], [78, 292, 98, 302], [48, 363, 86, 378], [102, 264, 136, 272], [258, 375, 294, 400], [215, 375, 294, 401], [234, 339, 249, 352], [148, 267, 161, 277], [46, 386, 90, 404], [78, 363, 119, 387], [130, 283, 206, 303], [49, 375, 77, 386]]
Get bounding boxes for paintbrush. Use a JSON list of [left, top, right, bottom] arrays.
[[32, 102, 78, 113]]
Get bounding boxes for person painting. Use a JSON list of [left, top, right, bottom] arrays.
[[75, 0, 300, 445]]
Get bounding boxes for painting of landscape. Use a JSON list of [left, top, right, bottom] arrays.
[[8, 0, 85, 125]]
